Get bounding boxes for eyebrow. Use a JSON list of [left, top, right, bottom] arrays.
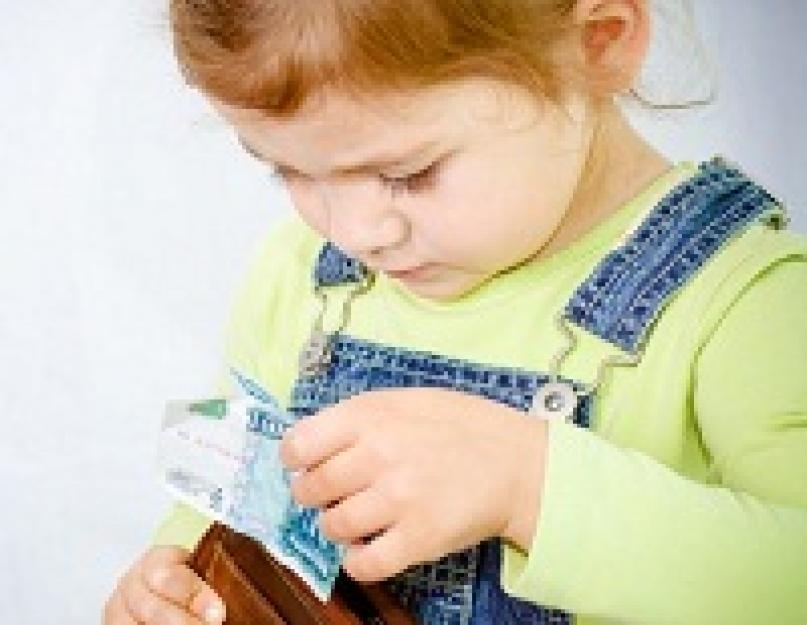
[[236, 135, 441, 176]]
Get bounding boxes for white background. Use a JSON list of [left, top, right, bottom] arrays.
[[1, 2, 805, 623]]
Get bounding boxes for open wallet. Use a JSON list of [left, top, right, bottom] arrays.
[[188, 522, 418, 625]]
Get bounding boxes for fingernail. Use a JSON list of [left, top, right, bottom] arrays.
[[204, 603, 225, 624]]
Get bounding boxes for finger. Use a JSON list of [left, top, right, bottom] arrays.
[[290, 443, 373, 508], [143, 545, 192, 568], [103, 591, 138, 625], [341, 525, 410, 583], [318, 486, 394, 544], [280, 405, 359, 470], [124, 576, 212, 625], [145, 563, 226, 624]]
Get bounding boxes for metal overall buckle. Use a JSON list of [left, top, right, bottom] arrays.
[[298, 271, 376, 376], [529, 313, 643, 423]]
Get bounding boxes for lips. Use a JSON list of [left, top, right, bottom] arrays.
[[384, 263, 435, 281], [385, 265, 422, 274]]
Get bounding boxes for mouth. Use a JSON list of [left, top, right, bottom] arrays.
[[383, 263, 436, 282]]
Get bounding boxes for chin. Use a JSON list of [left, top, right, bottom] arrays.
[[404, 277, 483, 303]]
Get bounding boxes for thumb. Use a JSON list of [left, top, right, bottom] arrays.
[[144, 546, 227, 624]]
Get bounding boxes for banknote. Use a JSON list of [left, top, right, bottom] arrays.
[[158, 368, 345, 601]]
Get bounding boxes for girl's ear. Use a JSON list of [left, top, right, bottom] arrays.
[[572, 0, 650, 96]]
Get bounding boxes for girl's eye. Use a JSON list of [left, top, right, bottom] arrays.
[[269, 164, 307, 184], [379, 160, 441, 194], [269, 160, 443, 193]]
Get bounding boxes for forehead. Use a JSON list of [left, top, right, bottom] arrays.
[[210, 78, 538, 169]]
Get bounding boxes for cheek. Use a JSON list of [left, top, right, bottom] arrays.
[[415, 166, 570, 268], [287, 184, 330, 235]]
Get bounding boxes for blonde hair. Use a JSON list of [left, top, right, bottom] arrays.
[[169, 0, 714, 119], [169, 0, 607, 117]]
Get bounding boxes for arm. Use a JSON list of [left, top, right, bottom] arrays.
[[501, 259, 807, 624]]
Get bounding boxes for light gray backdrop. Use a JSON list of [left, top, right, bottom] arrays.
[[1, 2, 805, 624]]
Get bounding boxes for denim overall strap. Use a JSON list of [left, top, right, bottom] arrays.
[[296, 156, 786, 625], [314, 242, 371, 287], [564, 157, 786, 355]]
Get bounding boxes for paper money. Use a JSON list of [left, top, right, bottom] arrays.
[[158, 368, 344, 601]]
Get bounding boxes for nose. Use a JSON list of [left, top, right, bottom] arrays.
[[317, 177, 410, 257]]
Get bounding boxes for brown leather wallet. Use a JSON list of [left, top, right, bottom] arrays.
[[188, 522, 416, 625]]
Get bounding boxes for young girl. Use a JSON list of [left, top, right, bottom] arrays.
[[105, 1, 807, 624]]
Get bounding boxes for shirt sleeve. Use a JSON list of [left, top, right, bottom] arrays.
[[150, 213, 317, 550], [500, 258, 807, 624]]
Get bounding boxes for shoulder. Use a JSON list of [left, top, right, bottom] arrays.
[[632, 212, 806, 402], [221, 213, 325, 401], [688, 222, 807, 347], [243, 212, 324, 289], [692, 230, 807, 505], [691, 221, 807, 422], [701, 224, 807, 348], [229, 212, 325, 316], [225, 211, 325, 345]]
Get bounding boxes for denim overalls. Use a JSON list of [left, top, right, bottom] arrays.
[[286, 157, 786, 625]]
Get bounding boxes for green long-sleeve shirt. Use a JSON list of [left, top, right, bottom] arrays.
[[153, 161, 807, 623]]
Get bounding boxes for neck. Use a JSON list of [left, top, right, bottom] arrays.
[[534, 101, 671, 262]]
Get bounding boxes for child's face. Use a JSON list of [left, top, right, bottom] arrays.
[[212, 78, 595, 301]]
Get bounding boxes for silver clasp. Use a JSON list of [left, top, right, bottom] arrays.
[[298, 271, 376, 376], [529, 312, 643, 423]]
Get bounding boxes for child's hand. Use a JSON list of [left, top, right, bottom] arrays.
[[103, 545, 226, 625], [280, 388, 548, 583]]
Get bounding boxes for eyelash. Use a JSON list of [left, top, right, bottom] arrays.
[[269, 161, 441, 194], [379, 161, 441, 194], [269, 165, 302, 184]]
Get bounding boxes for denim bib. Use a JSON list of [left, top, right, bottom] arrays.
[[286, 157, 786, 625]]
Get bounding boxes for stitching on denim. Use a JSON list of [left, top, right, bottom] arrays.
[[564, 158, 780, 353]]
